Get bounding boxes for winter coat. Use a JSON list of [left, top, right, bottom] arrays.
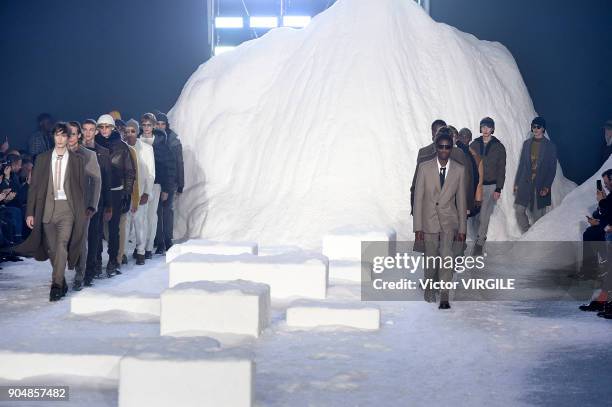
[[145, 129, 177, 194], [14, 149, 87, 268], [134, 139, 155, 198], [94, 131, 136, 196], [167, 129, 185, 193], [85, 143, 112, 210], [470, 136, 506, 192], [514, 136, 557, 209]]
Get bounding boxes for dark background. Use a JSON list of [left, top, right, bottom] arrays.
[[1, 0, 611, 183]]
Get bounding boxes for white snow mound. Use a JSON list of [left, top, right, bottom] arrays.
[[169, 0, 574, 248], [522, 155, 612, 241]]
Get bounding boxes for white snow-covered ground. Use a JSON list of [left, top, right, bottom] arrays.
[[1, 249, 611, 407]]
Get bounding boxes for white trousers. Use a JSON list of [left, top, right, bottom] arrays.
[[125, 202, 149, 255], [145, 184, 162, 252]]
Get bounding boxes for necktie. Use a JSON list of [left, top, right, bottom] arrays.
[[55, 155, 63, 194], [439, 167, 446, 189]]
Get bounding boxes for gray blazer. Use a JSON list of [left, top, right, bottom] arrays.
[[413, 157, 467, 235]]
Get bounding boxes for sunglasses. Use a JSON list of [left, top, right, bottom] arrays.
[[437, 144, 452, 150], [532, 124, 543, 129]]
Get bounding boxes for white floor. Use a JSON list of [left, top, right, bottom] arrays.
[[1, 250, 611, 406]]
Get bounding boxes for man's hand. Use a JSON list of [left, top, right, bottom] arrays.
[[539, 187, 550, 197], [5, 191, 16, 202], [493, 191, 501, 201], [161, 191, 168, 202], [597, 189, 606, 202], [588, 217, 600, 226], [104, 207, 113, 222], [415, 231, 424, 241], [139, 193, 149, 205], [456, 233, 466, 242], [605, 225, 612, 233], [3, 166, 11, 178], [85, 208, 96, 218], [26, 216, 34, 229]]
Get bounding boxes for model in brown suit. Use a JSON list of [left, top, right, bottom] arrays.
[[413, 127, 467, 309], [16, 123, 87, 301]]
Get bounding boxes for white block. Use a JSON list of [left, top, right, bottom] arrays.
[[0, 351, 121, 381], [161, 281, 270, 337], [322, 227, 396, 261], [71, 291, 160, 318], [119, 356, 253, 407], [328, 260, 370, 283], [286, 302, 380, 330], [166, 239, 258, 263], [169, 253, 328, 299]]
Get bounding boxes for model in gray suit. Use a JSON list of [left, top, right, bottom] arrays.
[[413, 127, 467, 309]]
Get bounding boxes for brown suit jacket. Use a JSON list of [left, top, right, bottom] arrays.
[[15, 149, 87, 268], [413, 157, 467, 235], [410, 143, 474, 213]]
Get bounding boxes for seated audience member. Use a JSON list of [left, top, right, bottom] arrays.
[[573, 169, 612, 282]]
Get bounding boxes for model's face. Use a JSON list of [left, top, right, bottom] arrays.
[[83, 123, 96, 143], [481, 125, 492, 137], [125, 126, 138, 145], [11, 160, 22, 172], [141, 120, 154, 136], [436, 140, 452, 161], [54, 130, 68, 148], [156, 121, 167, 131], [532, 124, 544, 138], [98, 124, 113, 138], [459, 134, 471, 146], [68, 125, 80, 148]]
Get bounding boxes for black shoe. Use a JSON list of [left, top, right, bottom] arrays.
[[472, 243, 484, 256], [165, 242, 173, 251], [122, 254, 128, 265], [579, 301, 605, 312], [145, 251, 152, 260], [132, 249, 138, 260], [136, 254, 145, 265], [439, 301, 451, 310], [155, 247, 165, 255], [106, 261, 117, 277], [72, 281, 83, 291], [62, 279, 68, 297], [49, 284, 62, 302], [84, 279, 94, 287]]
